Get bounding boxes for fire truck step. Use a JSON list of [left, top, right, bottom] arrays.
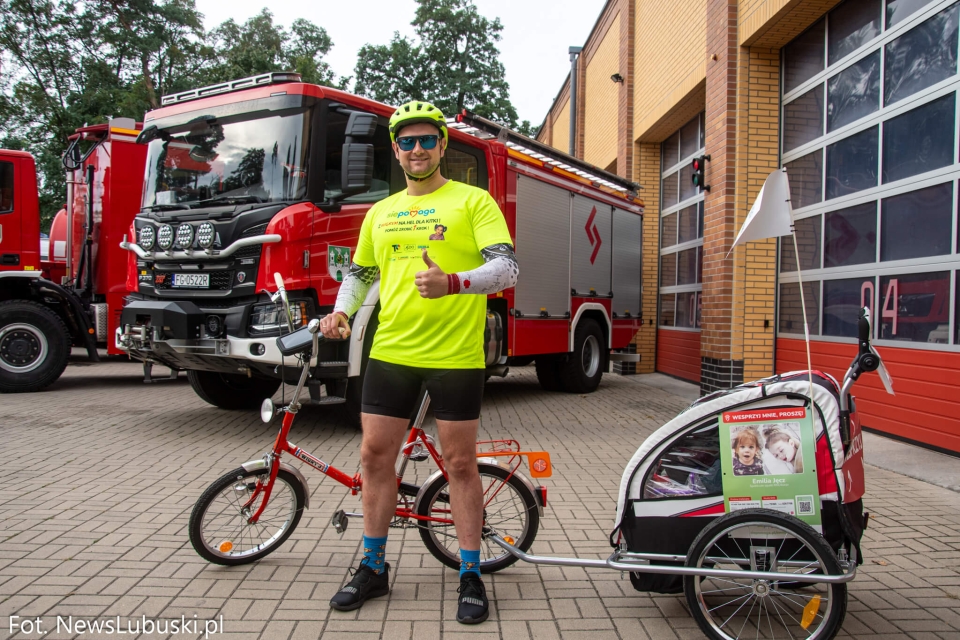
[[317, 361, 350, 367], [312, 395, 346, 406]]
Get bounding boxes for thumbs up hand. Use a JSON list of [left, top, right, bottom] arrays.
[[415, 250, 449, 299]]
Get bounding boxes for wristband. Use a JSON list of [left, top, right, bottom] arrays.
[[447, 273, 461, 295], [335, 311, 349, 322]]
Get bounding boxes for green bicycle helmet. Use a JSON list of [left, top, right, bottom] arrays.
[[389, 100, 448, 144]]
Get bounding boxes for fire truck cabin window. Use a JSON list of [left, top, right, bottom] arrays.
[[443, 147, 480, 186], [0, 162, 13, 213]]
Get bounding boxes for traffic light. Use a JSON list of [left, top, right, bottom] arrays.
[[691, 154, 710, 192]]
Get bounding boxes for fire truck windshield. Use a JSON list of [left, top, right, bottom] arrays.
[[141, 104, 312, 211]]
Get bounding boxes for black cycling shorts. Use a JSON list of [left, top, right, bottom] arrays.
[[361, 358, 485, 422]]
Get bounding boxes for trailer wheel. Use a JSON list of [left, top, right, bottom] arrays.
[[684, 509, 847, 640], [0, 301, 71, 393], [558, 319, 605, 393], [187, 370, 281, 410], [534, 356, 564, 391]]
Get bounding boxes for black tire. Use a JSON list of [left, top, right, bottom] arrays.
[[0, 300, 71, 393], [416, 463, 540, 573], [558, 318, 605, 393], [684, 509, 847, 640], [189, 466, 305, 566], [187, 370, 281, 410], [534, 356, 564, 391]]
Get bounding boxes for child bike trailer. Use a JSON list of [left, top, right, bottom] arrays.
[[612, 370, 869, 639]]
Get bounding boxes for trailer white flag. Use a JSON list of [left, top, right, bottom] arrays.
[[728, 168, 793, 255]]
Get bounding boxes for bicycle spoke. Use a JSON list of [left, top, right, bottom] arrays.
[[767, 596, 800, 640], [708, 590, 753, 614]]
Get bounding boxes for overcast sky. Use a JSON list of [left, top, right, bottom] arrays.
[[194, 0, 608, 125]]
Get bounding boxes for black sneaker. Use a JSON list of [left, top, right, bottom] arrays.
[[329, 561, 390, 611], [456, 573, 489, 624]]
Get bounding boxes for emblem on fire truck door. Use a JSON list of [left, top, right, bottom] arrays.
[[327, 245, 351, 282], [585, 206, 602, 265]]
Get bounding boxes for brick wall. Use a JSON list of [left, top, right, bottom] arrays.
[[634, 0, 708, 141], [552, 97, 572, 155], [735, 47, 781, 380], [700, 0, 741, 393], [584, 12, 622, 169], [740, 0, 843, 47], [618, 0, 636, 180], [635, 142, 661, 373]]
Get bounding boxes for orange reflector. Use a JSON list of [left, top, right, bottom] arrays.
[[503, 536, 515, 545], [88, 328, 95, 334], [800, 594, 821, 629], [218, 541, 234, 553]]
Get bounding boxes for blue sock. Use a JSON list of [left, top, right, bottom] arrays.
[[460, 549, 481, 578], [362, 535, 387, 575]]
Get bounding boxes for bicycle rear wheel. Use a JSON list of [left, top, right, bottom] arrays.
[[189, 466, 305, 566], [415, 462, 539, 573]]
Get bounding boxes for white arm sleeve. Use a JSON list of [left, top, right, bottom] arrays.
[[333, 262, 380, 317], [452, 244, 519, 295]]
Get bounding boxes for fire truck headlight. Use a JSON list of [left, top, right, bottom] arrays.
[[138, 225, 156, 250], [197, 222, 215, 248], [176, 223, 194, 249], [157, 224, 174, 250]]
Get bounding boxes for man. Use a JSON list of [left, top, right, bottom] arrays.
[[319, 100, 519, 625]]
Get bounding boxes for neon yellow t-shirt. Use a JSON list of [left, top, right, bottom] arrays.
[[353, 180, 512, 369]]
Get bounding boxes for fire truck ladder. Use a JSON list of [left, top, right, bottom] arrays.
[[449, 110, 642, 199]]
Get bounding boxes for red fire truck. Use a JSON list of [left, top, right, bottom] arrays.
[[0, 119, 146, 393], [116, 73, 644, 417]]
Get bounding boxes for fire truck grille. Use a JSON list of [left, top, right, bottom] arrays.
[[154, 271, 234, 290], [235, 244, 263, 259], [236, 223, 268, 259]]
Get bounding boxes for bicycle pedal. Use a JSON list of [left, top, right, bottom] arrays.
[[331, 509, 348, 535]]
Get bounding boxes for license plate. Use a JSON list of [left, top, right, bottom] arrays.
[[172, 273, 210, 288]]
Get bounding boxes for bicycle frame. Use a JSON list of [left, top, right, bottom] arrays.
[[241, 321, 550, 528]]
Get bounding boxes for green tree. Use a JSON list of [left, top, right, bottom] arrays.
[[205, 10, 345, 87], [0, 0, 209, 228], [0, 1, 342, 230], [355, 0, 518, 127]]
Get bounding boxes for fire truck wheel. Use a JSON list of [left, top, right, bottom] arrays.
[[535, 356, 565, 392], [187, 370, 281, 410], [559, 319, 605, 393], [0, 300, 71, 393]]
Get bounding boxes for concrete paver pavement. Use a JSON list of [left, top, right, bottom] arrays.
[[1, 360, 958, 639]]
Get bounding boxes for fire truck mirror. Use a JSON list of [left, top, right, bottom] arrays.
[[340, 143, 374, 196], [344, 111, 378, 138]]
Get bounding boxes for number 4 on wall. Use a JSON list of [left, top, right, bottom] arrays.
[[862, 279, 898, 336]]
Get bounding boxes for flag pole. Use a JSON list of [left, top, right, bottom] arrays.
[[790, 219, 816, 408]]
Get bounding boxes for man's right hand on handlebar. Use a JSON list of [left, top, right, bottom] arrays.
[[320, 312, 351, 340]]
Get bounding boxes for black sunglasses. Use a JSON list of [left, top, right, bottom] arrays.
[[396, 134, 439, 151]]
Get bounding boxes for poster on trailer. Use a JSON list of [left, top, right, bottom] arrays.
[[719, 406, 821, 531]]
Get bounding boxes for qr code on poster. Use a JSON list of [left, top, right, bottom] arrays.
[[796, 495, 815, 515]]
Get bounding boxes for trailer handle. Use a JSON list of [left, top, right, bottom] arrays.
[[486, 534, 856, 584]]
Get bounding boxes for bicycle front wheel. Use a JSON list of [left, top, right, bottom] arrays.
[[684, 509, 847, 640], [189, 466, 305, 566], [415, 462, 539, 573]]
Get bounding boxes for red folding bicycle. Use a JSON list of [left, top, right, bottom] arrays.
[[188, 277, 551, 572]]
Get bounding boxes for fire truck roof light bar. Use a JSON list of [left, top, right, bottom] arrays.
[[160, 72, 303, 106], [450, 110, 642, 195]]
